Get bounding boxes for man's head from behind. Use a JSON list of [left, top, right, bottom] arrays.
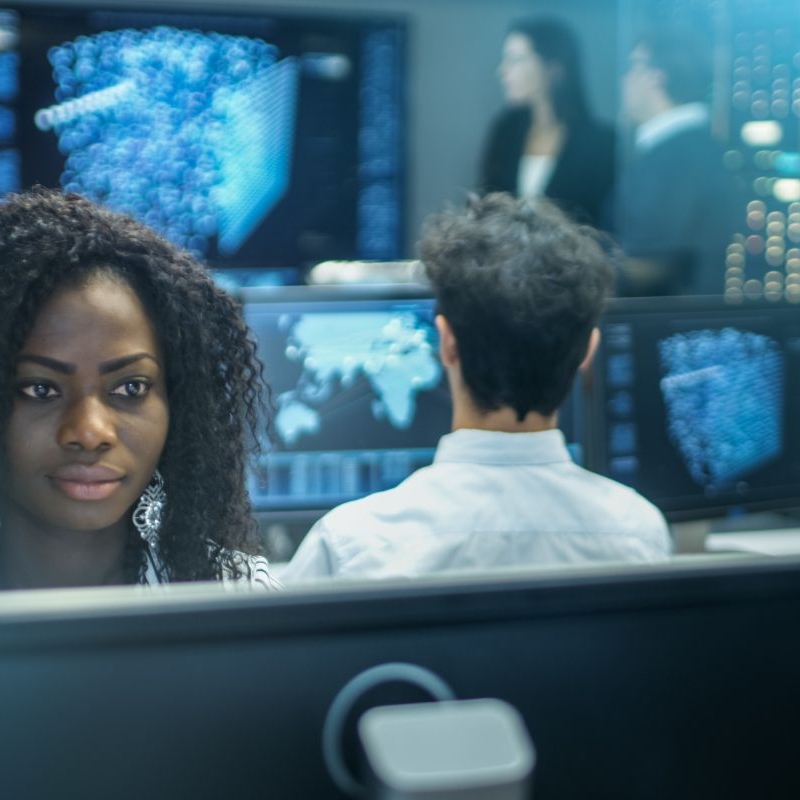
[[420, 193, 613, 423]]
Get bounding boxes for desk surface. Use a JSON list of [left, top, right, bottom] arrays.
[[705, 528, 800, 556]]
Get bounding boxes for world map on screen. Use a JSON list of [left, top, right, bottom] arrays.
[[274, 310, 442, 446]]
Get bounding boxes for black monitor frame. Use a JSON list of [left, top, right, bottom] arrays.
[[0, 557, 799, 798], [585, 295, 800, 522]]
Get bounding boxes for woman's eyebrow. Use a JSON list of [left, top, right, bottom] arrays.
[[15, 354, 75, 374], [99, 353, 161, 375], [15, 352, 160, 375]]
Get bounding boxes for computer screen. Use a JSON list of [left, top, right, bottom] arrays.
[[242, 285, 452, 515], [586, 296, 800, 520], [0, 4, 406, 270], [1, 557, 799, 799], [242, 284, 589, 519]]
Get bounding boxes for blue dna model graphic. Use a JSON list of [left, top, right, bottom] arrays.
[[35, 26, 299, 258], [658, 327, 784, 488]]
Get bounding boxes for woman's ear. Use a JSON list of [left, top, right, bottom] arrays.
[[435, 314, 459, 367], [579, 327, 601, 372]]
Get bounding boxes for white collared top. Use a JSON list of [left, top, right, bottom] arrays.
[[635, 102, 710, 153], [282, 428, 671, 582]]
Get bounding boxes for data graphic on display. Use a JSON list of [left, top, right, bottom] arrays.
[[34, 27, 298, 258], [0, 6, 406, 269], [658, 328, 783, 487], [588, 298, 800, 520], [243, 291, 452, 513]]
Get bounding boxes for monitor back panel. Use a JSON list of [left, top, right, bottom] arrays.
[[0, 560, 799, 799]]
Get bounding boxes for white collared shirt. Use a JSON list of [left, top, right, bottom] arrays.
[[635, 102, 710, 153], [281, 428, 671, 582]]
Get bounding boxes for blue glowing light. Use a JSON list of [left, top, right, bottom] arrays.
[[36, 26, 299, 258], [658, 327, 783, 487]]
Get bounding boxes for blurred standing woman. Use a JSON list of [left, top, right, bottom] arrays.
[[0, 189, 279, 590], [479, 17, 615, 228]]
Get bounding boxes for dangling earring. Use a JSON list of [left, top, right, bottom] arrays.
[[132, 470, 166, 549]]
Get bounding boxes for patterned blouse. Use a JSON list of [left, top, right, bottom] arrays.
[[140, 547, 282, 590]]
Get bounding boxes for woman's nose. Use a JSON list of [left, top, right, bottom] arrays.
[[57, 395, 118, 451]]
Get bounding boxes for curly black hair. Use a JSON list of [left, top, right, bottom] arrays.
[[420, 192, 614, 421], [0, 188, 270, 582]]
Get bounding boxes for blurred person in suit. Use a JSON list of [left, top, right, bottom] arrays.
[[479, 16, 616, 229], [610, 28, 741, 295]]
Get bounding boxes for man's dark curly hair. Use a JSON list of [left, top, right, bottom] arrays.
[[0, 188, 269, 582], [420, 192, 614, 420]]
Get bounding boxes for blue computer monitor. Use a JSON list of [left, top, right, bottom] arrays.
[[1, 4, 406, 270], [586, 296, 800, 521], [242, 284, 452, 516]]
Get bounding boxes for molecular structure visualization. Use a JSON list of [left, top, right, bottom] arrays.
[[658, 327, 783, 488], [35, 26, 299, 257]]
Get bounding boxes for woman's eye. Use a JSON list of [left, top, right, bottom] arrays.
[[111, 380, 151, 398], [19, 382, 59, 400]]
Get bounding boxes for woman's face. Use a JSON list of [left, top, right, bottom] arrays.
[[499, 33, 550, 106], [3, 273, 169, 538]]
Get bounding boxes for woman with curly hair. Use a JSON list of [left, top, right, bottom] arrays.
[[0, 188, 279, 589]]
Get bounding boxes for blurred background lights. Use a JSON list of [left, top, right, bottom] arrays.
[[741, 120, 783, 146], [743, 279, 764, 299], [774, 151, 800, 176], [773, 179, 800, 202]]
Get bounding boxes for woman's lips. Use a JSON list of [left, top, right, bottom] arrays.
[[51, 478, 123, 501], [49, 465, 125, 501]]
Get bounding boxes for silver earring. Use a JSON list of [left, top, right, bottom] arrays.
[[132, 470, 166, 549]]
